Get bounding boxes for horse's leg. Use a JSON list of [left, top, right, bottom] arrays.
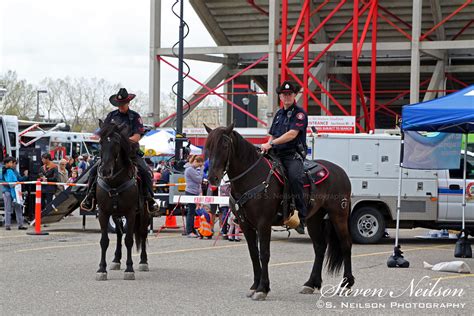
[[331, 213, 355, 292], [110, 217, 123, 270], [138, 216, 149, 271], [96, 213, 110, 281], [252, 225, 272, 301], [123, 214, 136, 280], [241, 224, 261, 298], [301, 214, 327, 294]]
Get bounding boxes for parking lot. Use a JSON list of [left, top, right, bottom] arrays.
[[1, 212, 473, 315]]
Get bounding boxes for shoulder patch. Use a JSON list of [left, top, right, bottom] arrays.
[[296, 112, 305, 120]]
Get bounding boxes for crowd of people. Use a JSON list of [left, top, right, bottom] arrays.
[[1, 152, 94, 230]]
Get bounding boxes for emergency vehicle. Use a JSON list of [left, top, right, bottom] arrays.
[[309, 133, 474, 244]]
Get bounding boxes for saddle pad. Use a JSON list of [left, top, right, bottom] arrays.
[[304, 162, 329, 186]]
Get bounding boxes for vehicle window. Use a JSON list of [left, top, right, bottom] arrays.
[[8, 132, 16, 147], [84, 141, 100, 157], [449, 157, 474, 179]]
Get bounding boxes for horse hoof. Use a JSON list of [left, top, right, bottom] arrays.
[[109, 262, 121, 270], [246, 290, 256, 298], [95, 272, 107, 281], [299, 286, 315, 294], [252, 292, 267, 301], [124, 272, 135, 280], [138, 263, 149, 271]]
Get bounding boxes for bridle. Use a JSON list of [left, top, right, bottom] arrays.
[[219, 133, 264, 183]]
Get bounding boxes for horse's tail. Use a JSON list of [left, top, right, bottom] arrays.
[[324, 219, 344, 275]]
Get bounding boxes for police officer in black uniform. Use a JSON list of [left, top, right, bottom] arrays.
[[261, 81, 308, 234], [80, 88, 158, 213]]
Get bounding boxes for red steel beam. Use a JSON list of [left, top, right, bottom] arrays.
[[308, 72, 351, 116], [446, 73, 469, 87], [357, 1, 377, 60], [303, 0, 310, 111], [370, 0, 378, 132], [281, 0, 288, 83], [286, 67, 333, 116], [451, 19, 474, 40], [287, 0, 347, 62], [308, 2, 371, 69], [156, 54, 268, 127], [287, 1, 308, 58], [351, 0, 359, 117], [420, 0, 473, 41]]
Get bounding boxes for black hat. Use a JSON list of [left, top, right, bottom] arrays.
[[276, 81, 300, 94], [109, 88, 136, 106]]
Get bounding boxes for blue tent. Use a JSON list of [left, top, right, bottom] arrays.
[[402, 85, 474, 133]]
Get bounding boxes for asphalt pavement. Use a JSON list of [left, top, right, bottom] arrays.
[[1, 212, 473, 315]]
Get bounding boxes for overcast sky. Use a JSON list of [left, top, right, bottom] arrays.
[[1, 0, 219, 96]]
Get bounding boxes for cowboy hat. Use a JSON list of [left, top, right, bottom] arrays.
[[109, 88, 136, 106]]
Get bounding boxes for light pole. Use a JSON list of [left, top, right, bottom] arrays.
[[35, 90, 47, 121]]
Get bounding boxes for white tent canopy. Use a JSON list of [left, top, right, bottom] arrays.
[[139, 130, 202, 156]]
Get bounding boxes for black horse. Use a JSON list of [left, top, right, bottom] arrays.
[[205, 124, 354, 300], [95, 120, 150, 281]]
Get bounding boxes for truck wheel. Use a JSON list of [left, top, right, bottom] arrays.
[[350, 206, 385, 244], [108, 217, 128, 234]]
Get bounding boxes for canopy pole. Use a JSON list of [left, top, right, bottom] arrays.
[[387, 131, 409, 268], [462, 133, 467, 230]]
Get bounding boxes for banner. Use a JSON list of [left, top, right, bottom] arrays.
[[308, 116, 355, 134], [403, 131, 462, 169]]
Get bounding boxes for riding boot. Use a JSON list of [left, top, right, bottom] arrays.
[[295, 214, 306, 235], [147, 194, 159, 215], [80, 180, 97, 211]]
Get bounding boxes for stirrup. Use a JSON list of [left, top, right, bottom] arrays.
[[80, 197, 96, 212], [283, 210, 300, 229]]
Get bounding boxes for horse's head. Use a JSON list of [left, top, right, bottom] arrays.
[[98, 119, 131, 179], [204, 123, 234, 186]]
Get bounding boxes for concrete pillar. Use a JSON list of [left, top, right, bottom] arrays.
[[149, 0, 161, 124], [410, 0, 422, 104], [267, 0, 280, 125]]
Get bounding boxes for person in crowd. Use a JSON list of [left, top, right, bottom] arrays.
[[183, 156, 204, 238], [68, 169, 78, 183], [38, 153, 59, 209], [2, 156, 27, 230], [196, 204, 213, 239], [78, 154, 90, 173], [153, 167, 162, 183], [161, 166, 171, 183], [57, 159, 69, 192], [218, 176, 231, 239], [227, 212, 241, 242]]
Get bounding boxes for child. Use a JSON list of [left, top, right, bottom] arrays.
[[227, 212, 241, 242], [68, 169, 78, 183], [196, 204, 213, 239]]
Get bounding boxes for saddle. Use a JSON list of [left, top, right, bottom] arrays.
[[266, 152, 330, 224]]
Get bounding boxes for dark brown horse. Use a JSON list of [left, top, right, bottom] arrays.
[[205, 124, 354, 300], [95, 120, 150, 281]]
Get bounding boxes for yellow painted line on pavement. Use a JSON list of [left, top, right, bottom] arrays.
[[141, 243, 246, 257], [0, 232, 73, 240], [269, 245, 451, 267], [431, 274, 474, 281]]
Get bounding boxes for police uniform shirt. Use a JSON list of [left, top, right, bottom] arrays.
[[104, 109, 145, 137], [269, 103, 308, 152]]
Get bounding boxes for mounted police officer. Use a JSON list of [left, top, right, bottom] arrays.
[[261, 81, 308, 234], [80, 88, 158, 213]]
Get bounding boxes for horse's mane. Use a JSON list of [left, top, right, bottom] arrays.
[[206, 127, 259, 164]]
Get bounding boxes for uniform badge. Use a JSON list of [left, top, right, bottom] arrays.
[[285, 83, 290, 89], [296, 113, 305, 120]]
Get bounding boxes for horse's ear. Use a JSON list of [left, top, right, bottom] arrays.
[[99, 119, 104, 129], [224, 122, 234, 135], [203, 123, 213, 134]]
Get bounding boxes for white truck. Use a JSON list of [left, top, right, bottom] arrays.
[[308, 133, 474, 244]]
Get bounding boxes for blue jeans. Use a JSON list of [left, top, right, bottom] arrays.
[[185, 191, 198, 235], [3, 192, 24, 227]]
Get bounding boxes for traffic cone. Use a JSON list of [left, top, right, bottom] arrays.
[[194, 216, 201, 229], [164, 215, 179, 229]]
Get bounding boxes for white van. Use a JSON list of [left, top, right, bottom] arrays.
[[308, 133, 474, 244]]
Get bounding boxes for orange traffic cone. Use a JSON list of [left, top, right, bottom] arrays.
[[194, 216, 201, 229], [164, 215, 179, 229]]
